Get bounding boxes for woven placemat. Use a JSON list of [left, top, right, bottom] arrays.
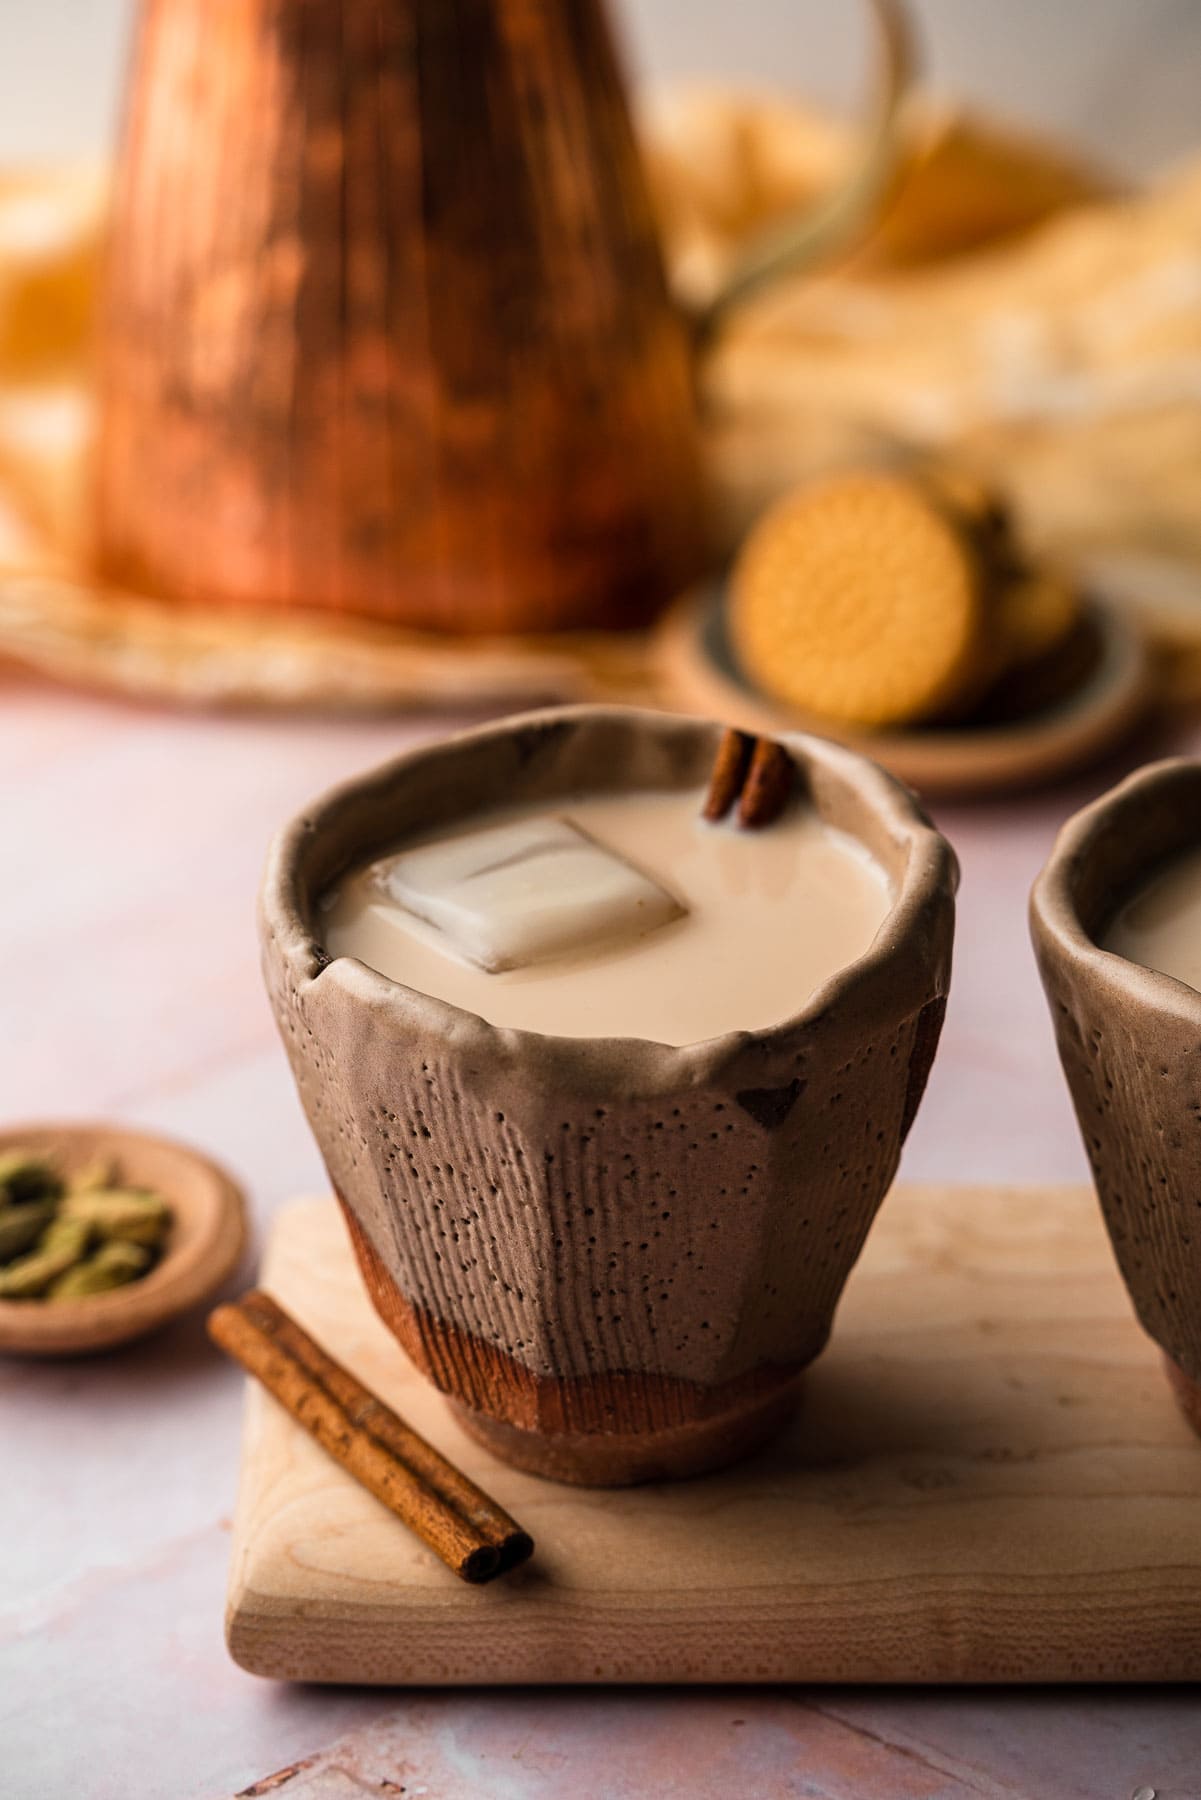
[[0, 564, 661, 711]]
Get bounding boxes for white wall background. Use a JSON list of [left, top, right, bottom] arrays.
[[1, 0, 1199, 178]]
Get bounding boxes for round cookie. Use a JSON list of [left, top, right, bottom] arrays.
[[731, 471, 985, 729]]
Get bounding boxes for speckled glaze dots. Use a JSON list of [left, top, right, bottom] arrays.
[[1033, 758, 1201, 1438], [260, 706, 957, 1484]]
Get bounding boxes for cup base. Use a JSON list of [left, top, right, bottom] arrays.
[[338, 1189, 810, 1484], [1162, 1354, 1201, 1439], [449, 1376, 803, 1486]]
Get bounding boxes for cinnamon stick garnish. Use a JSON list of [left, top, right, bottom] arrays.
[[737, 737, 794, 828], [703, 728, 794, 829], [702, 727, 754, 822], [209, 1290, 533, 1583]]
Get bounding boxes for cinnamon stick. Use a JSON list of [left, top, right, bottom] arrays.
[[209, 1290, 533, 1583], [702, 727, 754, 822], [703, 729, 794, 829], [737, 737, 794, 829]]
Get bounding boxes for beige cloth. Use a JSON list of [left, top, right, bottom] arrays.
[[0, 163, 103, 568], [2, 98, 1201, 651], [644, 89, 1201, 643]]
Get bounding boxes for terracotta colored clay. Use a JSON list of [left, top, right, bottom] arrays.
[[92, 0, 705, 635], [1031, 757, 1201, 1436], [258, 705, 957, 1484], [89, 2, 909, 640]]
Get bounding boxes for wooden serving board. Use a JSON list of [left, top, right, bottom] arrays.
[[224, 1185, 1201, 1686]]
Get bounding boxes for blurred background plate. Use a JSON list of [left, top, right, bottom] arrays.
[[658, 579, 1153, 795]]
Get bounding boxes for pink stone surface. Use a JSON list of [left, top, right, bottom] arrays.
[[3, 675, 1200, 1799]]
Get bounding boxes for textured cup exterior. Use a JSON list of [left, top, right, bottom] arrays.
[[259, 707, 956, 1472], [1032, 759, 1201, 1389]]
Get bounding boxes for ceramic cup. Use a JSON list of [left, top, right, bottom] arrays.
[[1031, 757, 1201, 1436], [259, 705, 957, 1484]]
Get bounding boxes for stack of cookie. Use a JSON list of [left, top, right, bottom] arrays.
[[730, 468, 1090, 732]]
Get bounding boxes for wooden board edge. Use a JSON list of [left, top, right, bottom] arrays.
[[222, 1575, 1201, 1686]]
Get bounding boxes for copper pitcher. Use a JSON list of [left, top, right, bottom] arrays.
[[92, 0, 909, 636]]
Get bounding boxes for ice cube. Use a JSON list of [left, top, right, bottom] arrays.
[[368, 815, 685, 973]]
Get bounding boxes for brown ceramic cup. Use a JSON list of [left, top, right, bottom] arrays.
[[259, 705, 957, 1484], [1032, 758, 1201, 1436]]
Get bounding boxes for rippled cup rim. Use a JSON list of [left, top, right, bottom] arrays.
[[1030, 755, 1201, 1029]]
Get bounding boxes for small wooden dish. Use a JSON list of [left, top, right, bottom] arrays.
[[0, 1122, 247, 1356], [657, 581, 1154, 796]]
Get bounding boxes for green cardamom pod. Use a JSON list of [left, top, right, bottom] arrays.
[[60, 1189, 170, 1248], [0, 1200, 56, 1263], [0, 1216, 92, 1299], [49, 1240, 152, 1300], [69, 1158, 118, 1196], [0, 1151, 63, 1207]]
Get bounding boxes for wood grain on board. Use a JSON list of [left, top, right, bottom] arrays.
[[225, 1182, 1201, 1686]]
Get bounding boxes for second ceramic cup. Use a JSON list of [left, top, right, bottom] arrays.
[[259, 706, 957, 1484], [1032, 757, 1201, 1435]]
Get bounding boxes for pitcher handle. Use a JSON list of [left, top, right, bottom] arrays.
[[694, 0, 916, 343]]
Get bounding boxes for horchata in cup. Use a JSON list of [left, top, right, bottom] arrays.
[[259, 706, 957, 1484]]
